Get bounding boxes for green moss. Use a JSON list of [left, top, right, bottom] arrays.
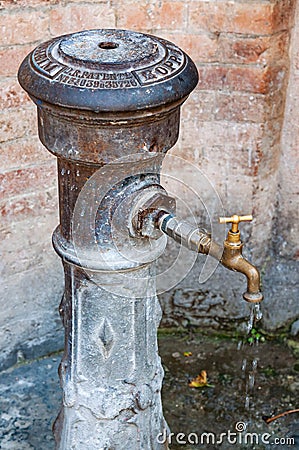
[[247, 328, 266, 345], [287, 339, 299, 358], [293, 362, 299, 372], [158, 324, 294, 346], [260, 366, 278, 377]]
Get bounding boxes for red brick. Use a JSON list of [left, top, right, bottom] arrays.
[[292, 24, 299, 70], [66, 0, 106, 2], [49, 4, 115, 36], [0, 107, 37, 143], [116, 4, 150, 31], [273, 0, 296, 32], [218, 32, 289, 65], [214, 93, 266, 123], [180, 118, 264, 168], [0, 187, 57, 224], [196, 66, 228, 91], [196, 65, 287, 94], [266, 65, 289, 92], [0, 10, 49, 45], [0, 137, 54, 172], [228, 66, 288, 94], [199, 122, 271, 180], [189, 2, 224, 34], [162, 32, 218, 63], [0, 0, 59, 8], [0, 44, 34, 77], [226, 66, 270, 94], [189, 1, 274, 35], [117, 1, 186, 31], [218, 36, 270, 65], [154, 2, 186, 30], [182, 89, 216, 121], [0, 79, 30, 109], [269, 32, 291, 64], [0, 163, 56, 201], [214, 91, 285, 123], [232, 3, 274, 35]]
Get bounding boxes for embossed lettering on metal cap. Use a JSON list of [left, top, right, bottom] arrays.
[[18, 29, 198, 112]]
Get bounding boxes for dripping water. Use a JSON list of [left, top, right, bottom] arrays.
[[240, 302, 263, 410], [244, 357, 259, 410], [247, 303, 263, 334]]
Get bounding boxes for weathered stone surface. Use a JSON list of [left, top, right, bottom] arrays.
[[55, 265, 168, 449], [0, 355, 60, 450], [261, 259, 299, 331], [291, 320, 299, 337], [0, 216, 64, 372], [0, 257, 64, 371], [158, 242, 299, 333]]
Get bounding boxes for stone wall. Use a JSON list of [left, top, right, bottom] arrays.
[[0, 0, 298, 370]]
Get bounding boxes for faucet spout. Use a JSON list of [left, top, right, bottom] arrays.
[[220, 241, 263, 304]]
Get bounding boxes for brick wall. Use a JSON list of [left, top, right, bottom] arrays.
[[0, 0, 298, 369], [280, 2, 299, 260], [0, 0, 117, 370]]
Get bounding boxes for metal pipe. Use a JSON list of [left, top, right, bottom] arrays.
[[133, 204, 262, 304], [156, 213, 263, 304]]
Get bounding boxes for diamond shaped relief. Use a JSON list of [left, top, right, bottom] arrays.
[[97, 318, 115, 358]]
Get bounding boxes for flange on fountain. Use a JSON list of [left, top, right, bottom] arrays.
[[18, 29, 263, 449]]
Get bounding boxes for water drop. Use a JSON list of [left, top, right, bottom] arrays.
[[254, 303, 263, 321], [248, 373, 255, 390], [245, 395, 250, 409], [247, 303, 263, 334], [252, 358, 258, 371], [247, 305, 255, 334]]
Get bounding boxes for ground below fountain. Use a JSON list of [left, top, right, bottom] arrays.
[[0, 332, 298, 449]]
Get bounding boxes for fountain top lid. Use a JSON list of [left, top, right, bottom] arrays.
[[18, 29, 198, 112]]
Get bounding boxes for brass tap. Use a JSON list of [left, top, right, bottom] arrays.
[[155, 211, 263, 304], [219, 214, 263, 304], [132, 190, 263, 304]]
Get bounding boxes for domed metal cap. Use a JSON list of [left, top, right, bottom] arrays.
[[18, 29, 198, 112]]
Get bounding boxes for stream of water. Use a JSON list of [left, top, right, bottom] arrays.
[[239, 303, 263, 411], [247, 303, 263, 334]]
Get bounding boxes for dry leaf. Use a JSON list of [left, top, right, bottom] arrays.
[[188, 370, 214, 388], [183, 351, 192, 357]]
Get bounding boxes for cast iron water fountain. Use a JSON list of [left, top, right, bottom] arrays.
[[18, 29, 263, 449]]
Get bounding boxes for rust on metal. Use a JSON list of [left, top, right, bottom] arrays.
[[18, 29, 198, 449]]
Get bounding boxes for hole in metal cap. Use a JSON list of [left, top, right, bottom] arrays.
[[98, 41, 119, 50]]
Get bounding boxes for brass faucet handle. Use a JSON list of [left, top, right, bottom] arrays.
[[219, 214, 253, 233]]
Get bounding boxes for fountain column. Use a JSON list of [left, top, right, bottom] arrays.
[[18, 29, 198, 449]]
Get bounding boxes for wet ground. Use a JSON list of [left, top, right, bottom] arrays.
[[0, 332, 298, 449], [160, 331, 299, 449]]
